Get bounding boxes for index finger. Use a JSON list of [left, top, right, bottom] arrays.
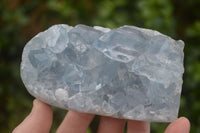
[[56, 111, 94, 133]]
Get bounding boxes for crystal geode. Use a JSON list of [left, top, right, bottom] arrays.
[[20, 24, 184, 122]]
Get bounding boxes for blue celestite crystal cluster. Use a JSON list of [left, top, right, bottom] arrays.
[[20, 24, 184, 122]]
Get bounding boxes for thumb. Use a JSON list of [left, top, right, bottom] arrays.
[[13, 99, 53, 133], [165, 117, 190, 133]]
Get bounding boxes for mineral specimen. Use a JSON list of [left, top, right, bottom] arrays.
[[20, 24, 184, 122]]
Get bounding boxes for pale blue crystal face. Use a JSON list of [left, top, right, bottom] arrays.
[[21, 24, 184, 122]]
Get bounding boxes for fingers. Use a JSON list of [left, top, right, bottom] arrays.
[[13, 99, 53, 133], [12, 99, 190, 133], [127, 120, 150, 133], [56, 111, 94, 133], [97, 116, 126, 133], [164, 117, 190, 133]]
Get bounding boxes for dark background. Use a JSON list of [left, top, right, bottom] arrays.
[[0, 0, 200, 132]]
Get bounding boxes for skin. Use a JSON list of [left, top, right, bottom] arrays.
[[13, 99, 190, 133]]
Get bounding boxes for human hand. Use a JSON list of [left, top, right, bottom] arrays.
[[13, 99, 190, 133]]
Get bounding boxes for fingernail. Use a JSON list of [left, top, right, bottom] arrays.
[[180, 117, 190, 133], [31, 99, 39, 114]]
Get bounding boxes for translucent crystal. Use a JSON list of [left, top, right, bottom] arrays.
[[20, 24, 184, 122]]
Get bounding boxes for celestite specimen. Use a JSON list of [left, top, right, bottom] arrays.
[[20, 24, 184, 122]]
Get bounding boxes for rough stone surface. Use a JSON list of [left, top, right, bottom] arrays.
[[20, 24, 184, 122]]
